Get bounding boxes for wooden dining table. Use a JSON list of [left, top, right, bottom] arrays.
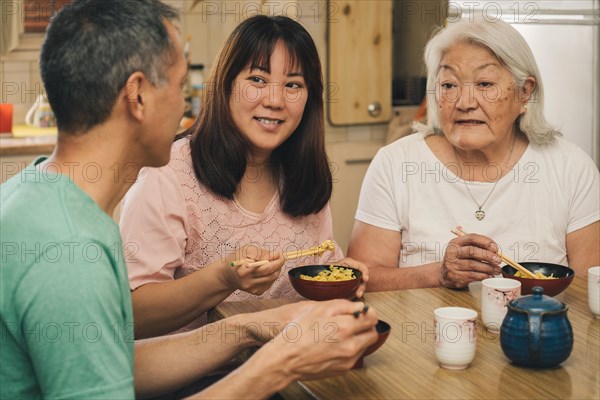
[[209, 275, 599, 399]]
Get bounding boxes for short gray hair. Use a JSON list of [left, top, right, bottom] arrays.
[[419, 17, 559, 145], [40, 0, 180, 134]]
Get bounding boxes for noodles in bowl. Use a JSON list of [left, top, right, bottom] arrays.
[[502, 262, 574, 296], [300, 265, 356, 282], [289, 264, 362, 301], [514, 270, 558, 280]]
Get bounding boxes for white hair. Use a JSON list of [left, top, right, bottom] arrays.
[[417, 17, 559, 145]]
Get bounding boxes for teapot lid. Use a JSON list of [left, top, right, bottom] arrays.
[[509, 286, 566, 313]]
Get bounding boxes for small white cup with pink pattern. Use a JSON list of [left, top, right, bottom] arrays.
[[589, 266, 600, 318], [481, 277, 521, 333], [434, 307, 477, 370]]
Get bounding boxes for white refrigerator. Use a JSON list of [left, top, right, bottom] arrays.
[[449, 0, 600, 166]]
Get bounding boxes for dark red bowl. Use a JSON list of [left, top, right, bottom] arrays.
[[353, 319, 391, 368], [288, 265, 362, 301], [501, 262, 574, 297]]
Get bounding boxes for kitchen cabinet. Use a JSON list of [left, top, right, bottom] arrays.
[[327, 140, 382, 253], [327, 0, 392, 126]]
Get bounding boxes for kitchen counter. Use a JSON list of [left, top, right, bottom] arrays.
[[0, 135, 57, 157], [0, 125, 57, 157]]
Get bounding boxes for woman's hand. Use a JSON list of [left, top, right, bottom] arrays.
[[222, 245, 284, 295], [335, 257, 369, 298], [440, 233, 502, 288]]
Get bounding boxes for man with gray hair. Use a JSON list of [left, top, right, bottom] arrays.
[[0, 1, 377, 398]]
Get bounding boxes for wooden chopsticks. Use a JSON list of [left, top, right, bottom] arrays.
[[450, 226, 538, 279], [230, 240, 336, 268]]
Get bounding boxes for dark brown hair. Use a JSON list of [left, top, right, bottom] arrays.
[[180, 15, 330, 217]]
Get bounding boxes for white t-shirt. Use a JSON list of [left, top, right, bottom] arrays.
[[355, 132, 599, 268]]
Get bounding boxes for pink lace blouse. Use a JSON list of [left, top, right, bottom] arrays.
[[120, 137, 343, 305]]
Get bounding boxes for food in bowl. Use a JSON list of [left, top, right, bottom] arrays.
[[288, 265, 362, 301], [502, 262, 574, 296], [299, 265, 356, 281], [514, 270, 558, 279]]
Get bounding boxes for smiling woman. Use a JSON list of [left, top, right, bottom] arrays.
[[118, 15, 369, 339], [229, 41, 308, 165]]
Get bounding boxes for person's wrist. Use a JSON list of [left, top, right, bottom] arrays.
[[233, 312, 281, 346], [192, 315, 257, 350], [436, 262, 446, 287], [239, 341, 297, 394], [212, 258, 239, 291]]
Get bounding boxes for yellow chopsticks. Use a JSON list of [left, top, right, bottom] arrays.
[[450, 226, 538, 279], [230, 240, 336, 268]]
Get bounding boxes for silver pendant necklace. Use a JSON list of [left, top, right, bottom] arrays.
[[454, 135, 517, 221]]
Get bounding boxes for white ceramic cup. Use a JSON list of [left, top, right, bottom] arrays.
[[589, 266, 600, 318], [481, 278, 521, 332], [434, 307, 477, 370]]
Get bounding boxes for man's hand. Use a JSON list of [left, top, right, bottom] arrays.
[[245, 300, 378, 385]]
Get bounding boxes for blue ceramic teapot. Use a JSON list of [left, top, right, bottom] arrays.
[[500, 286, 573, 368]]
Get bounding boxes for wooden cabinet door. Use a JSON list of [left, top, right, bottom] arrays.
[[327, 0, 392, 125]]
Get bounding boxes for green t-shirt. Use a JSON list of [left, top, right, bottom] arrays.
[[1, 158, 135, 399]]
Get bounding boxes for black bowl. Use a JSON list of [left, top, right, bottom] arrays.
[[353, 319, 391, 368], [501, 262, 574, 296], [288, 265, 362, 301]]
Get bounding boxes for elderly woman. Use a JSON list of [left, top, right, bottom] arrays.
[[348, 18, 599, 290]]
